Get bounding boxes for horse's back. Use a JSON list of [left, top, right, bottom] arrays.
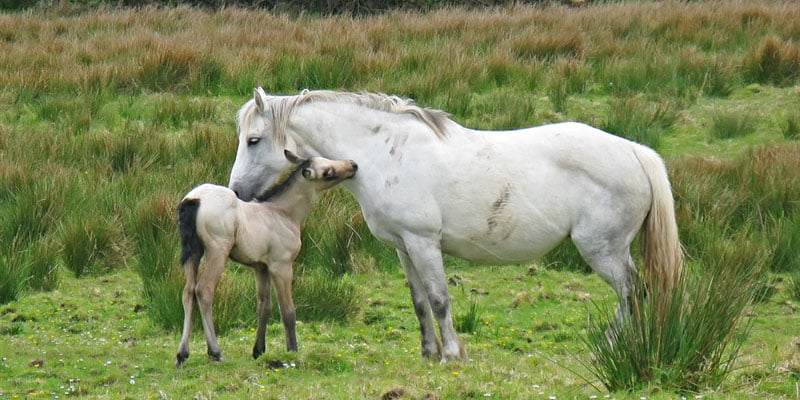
[[434, 122, 654, 263]]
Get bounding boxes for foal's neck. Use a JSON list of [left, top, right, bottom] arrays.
[[254, 161, 319, 225], [258, 184, 319, 226]]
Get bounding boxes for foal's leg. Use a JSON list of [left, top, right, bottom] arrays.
[[396, 249, 440, 360], [252, 265, 272, 360], [402, 234, 465, 362], [270, 261, 297, 352], [176, 254, 201, 367], [195, 247, 228, 361]]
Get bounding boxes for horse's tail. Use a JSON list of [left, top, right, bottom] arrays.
[[632, 146, 683, 294], [177, 198, 204, 266]]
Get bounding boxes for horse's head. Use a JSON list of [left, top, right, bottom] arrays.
[[229, 88, 295, 200], [285, 150, 358, 190]]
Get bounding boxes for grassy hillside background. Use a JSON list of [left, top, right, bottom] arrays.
[[1, 0, 800, 398]]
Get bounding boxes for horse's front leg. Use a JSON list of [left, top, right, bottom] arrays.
[[252, 265, 272, 360], [271, 261, 297, 352], [396, 249, 440, 360], [402, 234, 465, 363]]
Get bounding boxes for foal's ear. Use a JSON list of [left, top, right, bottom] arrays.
[[284, 149, 304, 164]]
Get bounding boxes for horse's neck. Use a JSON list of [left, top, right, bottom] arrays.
[[260, 185, 318, 226]]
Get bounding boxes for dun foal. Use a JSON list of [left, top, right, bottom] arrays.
[[175, 150, 358, 367]]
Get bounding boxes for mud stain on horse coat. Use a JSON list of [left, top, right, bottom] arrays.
[[486, 183, 515, 242]]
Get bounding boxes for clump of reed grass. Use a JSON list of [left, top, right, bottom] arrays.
[[766, 213, 800, 273], [1, 173, 71, 245], [60, 215, 127, 278], [24, 238, 61, 292], [790, 273, 800, 301], [742, 37, 800, 86], [137, 42, 226, 94], [297, 188, 395, 275], [709, 109, 756, 140], [130, 192, 185, 330], [292, 270, 362, 322], [0, 242, 31, 304], [602, 95, 677, 150], [781, 112, 800, 140], [542, 239, 591, 273], [511, 28, 584, 62], [546, 59, 590, 113], [582, 235, 763, 392], [454, 297, 481, 334]]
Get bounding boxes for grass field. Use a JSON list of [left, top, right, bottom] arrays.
[[1, 0, 800, 398]]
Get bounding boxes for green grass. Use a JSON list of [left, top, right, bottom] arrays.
[[1, 1, 800, 397], [1, 264, 798, 398]]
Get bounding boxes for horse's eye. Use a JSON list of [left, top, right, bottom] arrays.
[[247, 137, 260, 146], [323, 168, 336, 180]]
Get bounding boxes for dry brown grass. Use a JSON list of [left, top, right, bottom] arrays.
[[2, 1, 799, 101]]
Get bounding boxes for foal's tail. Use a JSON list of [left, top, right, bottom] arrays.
[[177, 198, 204, 266], [632, 146, 683, 294]]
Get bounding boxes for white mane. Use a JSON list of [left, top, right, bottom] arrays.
[[236, 90, 451, 147]]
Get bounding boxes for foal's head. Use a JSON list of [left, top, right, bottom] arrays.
[[254, 150, 358, 202], [286, 149, 358, 190]]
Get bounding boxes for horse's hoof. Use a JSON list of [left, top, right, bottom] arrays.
[[208, 351, 222, 362], [175, 352, 189, 368], [420, 349, 441, 362]]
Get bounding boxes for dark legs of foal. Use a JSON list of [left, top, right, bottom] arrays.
[[252, 262, 297, 361]]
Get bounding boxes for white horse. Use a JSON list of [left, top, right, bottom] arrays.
[[175, 149, 358, 367], [228, 88, 683, 363]]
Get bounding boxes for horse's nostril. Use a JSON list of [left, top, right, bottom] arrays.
[[233, 190, 241, 199], [352, 162, 359, 171]]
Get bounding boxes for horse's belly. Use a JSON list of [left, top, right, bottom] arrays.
[[440, 224, 568, 265]]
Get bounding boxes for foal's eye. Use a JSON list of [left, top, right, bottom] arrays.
[[247, 137, 260, 146], [323, 168, 336, 180]]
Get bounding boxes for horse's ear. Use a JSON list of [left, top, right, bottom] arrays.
[[254, 87, 267, 112], [284, 149, 304, 164]]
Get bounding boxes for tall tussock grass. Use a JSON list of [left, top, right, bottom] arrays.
[[584, 247, 761, 393], [582, 141, 800, 391]]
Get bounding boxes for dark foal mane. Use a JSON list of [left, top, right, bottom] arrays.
[[253, 159, 312, 202]]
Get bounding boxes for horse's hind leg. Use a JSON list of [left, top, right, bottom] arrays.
[[571, 230, 638, 326], [396, 249, 440, 360], [271, 261, 297, 352], [252, 265, 272, 360], [196, 247, 228, 362], [176, 254, 201, 367]]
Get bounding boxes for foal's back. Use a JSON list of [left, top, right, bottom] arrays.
[[183, 184, 300, 266]]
